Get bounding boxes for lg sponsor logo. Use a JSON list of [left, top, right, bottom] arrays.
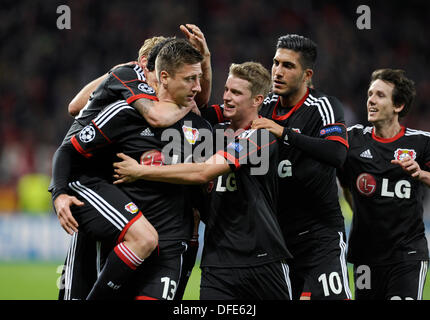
[[356, 173, 411, 199]]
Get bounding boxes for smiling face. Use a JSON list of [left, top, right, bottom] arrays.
[[222, 75, 256, 122], [367, 79, 403, 124], [161, 62, 202, 107]]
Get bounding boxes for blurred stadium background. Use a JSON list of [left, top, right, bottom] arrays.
[[1, 0, 430, 299]]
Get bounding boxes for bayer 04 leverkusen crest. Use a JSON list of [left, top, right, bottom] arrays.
[[182, 125, 199, 145], [394, 148, 416, 161]]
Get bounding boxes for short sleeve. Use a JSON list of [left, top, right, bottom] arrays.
[[107, 65, 158, 105], [200, 104, 228, 126], [70, 101, 138, 158]]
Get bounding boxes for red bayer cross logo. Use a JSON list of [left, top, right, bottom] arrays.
[[356, 173, 377, 196], [140, 150, 165, 166]]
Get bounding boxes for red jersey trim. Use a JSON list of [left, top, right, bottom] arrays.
[[214, 105, 226, 123], [326, 136, 349, 148], [126, 93, 158, 105], [237, 138, 277, 162], [70, 136, 92, 158], [135, 296, 158, 300], [216, 150, 240, 169], [111, 72, 135, 96], [117, 211, 143, 244], [122, 79, 141, 83], [372, 126, 405, 143], [243, 115, 262, 131], [91, 120, 111, 144], [271, 88, 309, 121]]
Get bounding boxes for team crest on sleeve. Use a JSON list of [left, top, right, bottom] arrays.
[[182, 125, 199, 145], [394, 148, 416, 161], [125, 202, 139, 214], [79, 125, 96, 143]]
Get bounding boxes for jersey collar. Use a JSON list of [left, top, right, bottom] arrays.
[[271, 88, 309, 121], [372, 125, 405, 143], [225, 115, 262, 137]]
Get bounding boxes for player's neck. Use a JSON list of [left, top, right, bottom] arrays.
[[372, 119, 402, 139], [229, 113, 259, 133], [157, 88, 177, 107], [279, 85, 308, 108]]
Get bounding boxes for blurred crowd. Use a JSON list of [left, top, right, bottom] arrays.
[[0, 0, 429, 213]]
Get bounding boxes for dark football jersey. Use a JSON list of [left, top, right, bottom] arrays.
[[200, 123, 292, 268], [64, 64, 158, 142], [338, 125, 430, 265], [200, 104, 228, 127], [69, 100, 212, 242], [259, 88, 348, 239]]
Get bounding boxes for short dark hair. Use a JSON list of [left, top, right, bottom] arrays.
[[370, 68, 416, 118], [276, 34, 317, 70], [146, 37, 176, 72], [155, 39, 203, 79]]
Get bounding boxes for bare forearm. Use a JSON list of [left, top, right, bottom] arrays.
[[69, 73, 108, 116], [137, 156, 229, 185], [132, 99, 191, 128], [114, 153, 230, 185], [138, 163, 210, 185], [195, 54, 212, 107], [418, 170, 430, 187]]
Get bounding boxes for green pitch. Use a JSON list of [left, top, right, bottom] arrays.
[[0, 262, 429, 300]]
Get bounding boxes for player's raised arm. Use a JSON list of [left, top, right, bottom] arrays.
[[68, 73, 108, 116], [68, 61, 137, 116], [113, 152, 230, 185], [180, 24, 212, 108]]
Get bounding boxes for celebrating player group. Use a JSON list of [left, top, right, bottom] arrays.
[[49, 23, 430, 300]]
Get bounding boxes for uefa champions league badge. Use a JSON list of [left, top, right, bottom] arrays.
[[394, 148, 416, 161], [79, 125, 96, 143]]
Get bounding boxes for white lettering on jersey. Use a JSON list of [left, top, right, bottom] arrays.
[[216, 173, 237, 192], [278, 160, 292, 178], [381, 178, 411, 199]]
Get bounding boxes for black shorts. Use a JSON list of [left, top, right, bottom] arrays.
[[59, 235, 187, 300], [200, 260, 292, 300], [286, 225, 352, 300], [58, 178, 144, 300], [120, 240, 188, 300], [174, 237, 199, 300], [58, 231, 109, 300], [353, 260, 429, 300], [68, 178, 142, 244]]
